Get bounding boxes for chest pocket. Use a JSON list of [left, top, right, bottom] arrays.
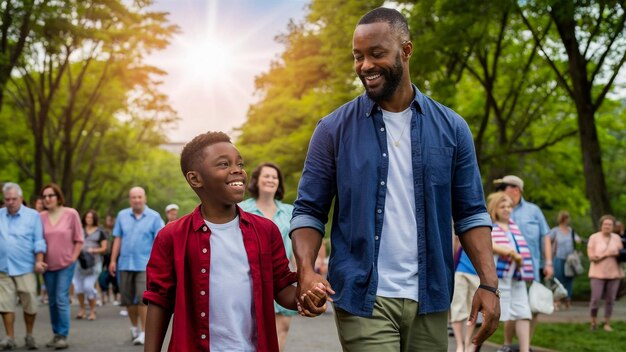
[[428, 147, 453, 185]]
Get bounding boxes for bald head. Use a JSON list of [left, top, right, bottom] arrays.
[[129, 186, 146, 214]]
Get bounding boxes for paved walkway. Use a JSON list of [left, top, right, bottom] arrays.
[[6, 299, 626, 351]]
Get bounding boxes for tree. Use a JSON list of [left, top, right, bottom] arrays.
[[3, 0, 178, 205], [517, 0, 626, 222]]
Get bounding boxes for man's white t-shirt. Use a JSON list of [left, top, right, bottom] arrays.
[[207, 216, 256, 351], [377, 107, 419, 302]]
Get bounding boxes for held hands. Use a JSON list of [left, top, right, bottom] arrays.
[[296, 270, 335, 318], [468, 287, 501, 346], [297, 282, 328, 317], [508, 251, 523, 266], [34, 261, 48, 273]]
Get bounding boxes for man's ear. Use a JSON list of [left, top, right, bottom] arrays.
[[186, 171, 202, 189], [403, 40, 413, 59]]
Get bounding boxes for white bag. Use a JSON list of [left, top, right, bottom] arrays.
[[528, 281, 554, 315], [546, 277, 568, 301]]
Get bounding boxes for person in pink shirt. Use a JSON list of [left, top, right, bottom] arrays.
[[40, 184, 84, 349], [587, 214, 624, 332]]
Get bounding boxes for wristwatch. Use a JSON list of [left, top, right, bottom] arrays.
[[478, 284, 501, 298]]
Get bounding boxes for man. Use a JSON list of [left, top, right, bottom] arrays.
[[494, 175, 551, 349], [290, 8, 500, 351], [0, 183, 47, 350], [109, 187, 164, 346], [164, 204, 179, 223]]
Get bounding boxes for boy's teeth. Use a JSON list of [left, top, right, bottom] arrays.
[[229, 181, 244, 186]]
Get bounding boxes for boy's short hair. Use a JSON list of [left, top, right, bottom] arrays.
[[180, 131, 231, 176]]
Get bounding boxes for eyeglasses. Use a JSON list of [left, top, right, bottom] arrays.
[[42, 194, 57, 199]]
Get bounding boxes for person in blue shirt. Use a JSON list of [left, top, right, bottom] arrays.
[[108, 186, 164, 346], [290, 7, 500, 351], [0, 182, 47, 350]]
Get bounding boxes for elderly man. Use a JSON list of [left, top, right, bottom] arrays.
[[494, 175, 551, 350], [109, 187, 163, 346], [164, 204, 179, 224], [0, 183, 46, 350], [291, 7, 499, 351]]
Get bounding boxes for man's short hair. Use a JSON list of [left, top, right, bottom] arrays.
[[180, 131, 232, 176], [358, 7, 410, 42], [2, 182, 23, 197]]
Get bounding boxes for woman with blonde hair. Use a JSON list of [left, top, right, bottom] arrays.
[[488, 192, 533, 352], [587, 214, 623, 331]]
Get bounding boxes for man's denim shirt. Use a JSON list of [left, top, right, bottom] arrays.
[[290, 86, 492, 317]]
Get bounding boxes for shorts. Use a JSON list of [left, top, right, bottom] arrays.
[[119, 271, 146, 306], [450, 272, 480, 322], [499, 277, 532, 321], [0, 272, 39, 314]]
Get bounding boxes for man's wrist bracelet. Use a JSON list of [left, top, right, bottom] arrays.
[[478, 284, 501, 297]]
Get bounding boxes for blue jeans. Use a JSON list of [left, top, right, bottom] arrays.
[[43, 262, 76, 337], [554, 257, 574, 300]]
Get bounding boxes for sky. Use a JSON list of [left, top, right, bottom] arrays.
[[146, 0, 309, 143]]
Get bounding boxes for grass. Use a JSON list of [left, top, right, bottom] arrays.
[[488, 321, 626, 352]]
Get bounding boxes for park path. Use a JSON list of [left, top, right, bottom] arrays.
[[8, 298, 626, 351]]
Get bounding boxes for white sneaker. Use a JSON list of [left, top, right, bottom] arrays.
[[132, 332, 145, 345], [120, 308, 128, 316], [130, 326, 140, 340]]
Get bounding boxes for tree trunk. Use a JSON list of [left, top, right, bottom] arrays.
[[551, 3, 613, 224]]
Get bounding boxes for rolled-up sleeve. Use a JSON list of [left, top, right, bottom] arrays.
[[290, 120, 336, 237], [452, 118, 492, 235]]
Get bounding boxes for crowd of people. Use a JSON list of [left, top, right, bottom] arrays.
[[0, 6, 623, 352]]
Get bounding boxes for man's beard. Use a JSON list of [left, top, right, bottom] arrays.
[[360, 54, 403, 102]]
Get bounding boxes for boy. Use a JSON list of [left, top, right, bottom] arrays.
[[143, 131, 326, 352]]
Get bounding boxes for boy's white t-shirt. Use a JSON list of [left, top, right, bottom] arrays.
[[377, 107, 420, 302], [206, 216, 256, 352]]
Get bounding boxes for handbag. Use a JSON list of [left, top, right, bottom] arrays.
[[528, 281, 554, 315], [78, 251, 96, 270], [545, 277, 568, 301], [565, 251, 584, 277]]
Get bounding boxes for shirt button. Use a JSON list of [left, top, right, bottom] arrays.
[[200, 312, 206, 318], [201, 268, 206, 274], [375, 236, 379, 240], [377, 209, 382, 214], [201, 334, 206, 339], [202, 225, 208, 232], [380, 127, 385, 132], [200, 290, 206, 296], [382, 153, 387, 158], [202, 248, 208, 253], [380, 181, 385, 186]]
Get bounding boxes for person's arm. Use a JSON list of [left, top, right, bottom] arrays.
[[33, 215, 47, 273], [70, 209, 84, 262], [492, 243, 522, 265], [144, 303, 171, 352], [543, 235, 554, 278], [109, 236, 121, 276], [292, 228, 334, 305], [458, 226, 500, 346]]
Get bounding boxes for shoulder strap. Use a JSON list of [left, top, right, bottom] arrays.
[[571, 228, 577, 250]]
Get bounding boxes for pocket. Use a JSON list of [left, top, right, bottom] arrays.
[[260, 253, 273, 282], [429, 147, 453, 185]]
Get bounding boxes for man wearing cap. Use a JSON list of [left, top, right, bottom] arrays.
[[164, 204, 179, 224], [494, 175, 552, 347]]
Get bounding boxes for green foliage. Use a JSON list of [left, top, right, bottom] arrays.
[[489, 321, 626, 352], [0, 0, 184, 217], [238, 0, 626, 230]]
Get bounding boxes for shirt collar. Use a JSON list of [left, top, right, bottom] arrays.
[[191, 204, 251, 232], [129, 206, 150, 219], [6, 205, 23, 218], [363, 84, 423, 117]]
